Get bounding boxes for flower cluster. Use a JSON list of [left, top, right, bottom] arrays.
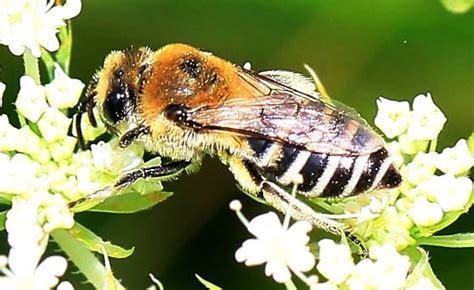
[[231, 202, 440, 289], [0, 61, 147, 287], [0, 1, 172, 288], [314, 241, 438, 290], [0, 197, 73, 289], [347, 93, 473, 250], [0, 0, 81, 58]]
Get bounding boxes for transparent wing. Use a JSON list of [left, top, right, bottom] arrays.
[[186, 71, 383, 155]]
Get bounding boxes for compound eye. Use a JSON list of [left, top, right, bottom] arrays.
[[103, 88, 129, 125]]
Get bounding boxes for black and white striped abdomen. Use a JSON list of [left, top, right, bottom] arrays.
[[248, 138, 402, 198]]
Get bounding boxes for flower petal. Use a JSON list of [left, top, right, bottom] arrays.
[[265, 259, 291, 283], [247, 212, 283, 239]]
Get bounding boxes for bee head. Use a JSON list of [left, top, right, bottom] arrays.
[[100, 48, 153, 126], [101, 67, 136, 126], [75, 47, 153, 148]]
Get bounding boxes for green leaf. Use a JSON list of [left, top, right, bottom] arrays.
[[195, 274, 222, 290], [0, 211, 6, 231], [417, 233, 474, 248], [69, 222, 134, 259], [468, 133, 474, 155], [405, 247, 446, 289], [307, 196, 349, 214], [52, 229, 124, 289], [0, 195, 12, 205], [90, 190, 172, 214], [405, 246, 429, 287]]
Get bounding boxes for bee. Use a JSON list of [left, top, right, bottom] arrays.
[[75, 43, 401, 240]]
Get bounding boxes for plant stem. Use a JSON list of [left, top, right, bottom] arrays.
[[18, 49, 42, 127], [429, 139, 438, 152], [284, 279, 297, 290], [23, 49, 40, 84]]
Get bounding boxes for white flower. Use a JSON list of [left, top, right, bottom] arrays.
[[346, 259, 378, 290], [406, 93, 446, 141], [310, 281, 338, 290], [0, 153, 39, 195], [435, 139, 474, 175], [0, 114, 19, 152], [0, 81, 5, 107], [91, 140, 144, 175], [418, 174, 472, 212], [363, 206, 415, 250], [235, 212, 315, 283], [12, 126, 42, 156], [57, 281, 75, 290], [374, 97, 410, 138], [404, 152, 437, 185], [409, 196, 443, 227], [0, 196, 72, 289], [37, 107, 72, 142], [0, 255, 70, 290], [406, 277, 438, 290], [0, 0, 82, 57], [15, 75, 48, 123], [398, 134, 428, 155], [5, 198, 46, 264], [74, 167, 102, 197], [385, 141, 404, 167], [41, 193, 75, 232], [368, 244, 411, 290], [347, 244, 411, 290], [45, 63, 85, 109], [48, 136, 77, 162], [316, 239, 354, 284]]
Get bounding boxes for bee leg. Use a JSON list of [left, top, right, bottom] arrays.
[[260, 181, 367, 256], [69, 160, 191, 211], [260, 181, 345, 235], [119, 125, 151, 148], [114, 160, 191, 188]]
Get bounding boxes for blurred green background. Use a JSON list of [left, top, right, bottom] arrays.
[[0, 0, 473, 289]]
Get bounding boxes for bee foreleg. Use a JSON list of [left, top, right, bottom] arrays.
[[75, 79, 98, 149], [260, 181, 367, 256], [114, 160, 191, 188], [119, 125, 151, 148]]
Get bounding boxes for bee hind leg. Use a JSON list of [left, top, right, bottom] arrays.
[[260, 181, 367, 256]]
